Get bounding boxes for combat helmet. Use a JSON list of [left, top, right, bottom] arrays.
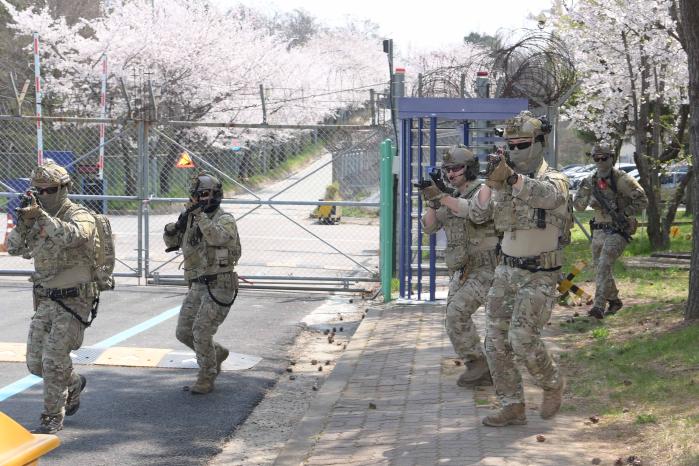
[[31, 160, 71, 188], [442, 145, 479, 181], [590, 143, 616, 160], [190, 172, 224, 211], [503, 111, 550, 141], [30, 160, 72, 215]]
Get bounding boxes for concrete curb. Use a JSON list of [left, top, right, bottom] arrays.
[[273, 306, 384, 466]]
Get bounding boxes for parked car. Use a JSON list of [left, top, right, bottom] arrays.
[[568, 164, 596, 189], [616, 163, 636, 174], [622, 168, 687, 203]]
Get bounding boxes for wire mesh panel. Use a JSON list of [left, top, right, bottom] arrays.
[[145, 122, 389, 286], [0, 116, 142, 277]]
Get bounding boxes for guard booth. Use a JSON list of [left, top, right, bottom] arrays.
[[397, 97, 529, 301]]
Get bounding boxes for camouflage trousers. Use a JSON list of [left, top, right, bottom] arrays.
[[27, 296, 89, 416], [484, 264, 563, 407], [176, 276, 236, 380], [591, 229, 627, 309], [446, 266, 494, 362]]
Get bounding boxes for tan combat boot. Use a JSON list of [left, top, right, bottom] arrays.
[[191, 375, 215, 395], [540, 378, 566, 419], [482, 403, 527, 427], [457, 356, 492, 387], [215, 345, 230, 375], [33, 413, 64, 434], [65, 374, 87, 416]]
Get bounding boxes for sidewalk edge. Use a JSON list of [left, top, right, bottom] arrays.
[[273, 306, 384, 466]]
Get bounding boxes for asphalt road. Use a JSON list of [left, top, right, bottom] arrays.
[[0, 279, 340, 466]]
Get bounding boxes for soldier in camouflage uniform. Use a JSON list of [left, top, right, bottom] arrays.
[[164, 172, 241, 394], [573, 144, 647, 319], [420, 145, 499, 387], [8, 161, 96, 434], [470, 111, 568, 426]]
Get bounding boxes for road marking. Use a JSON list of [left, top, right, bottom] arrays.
[[0, 305, 181, 402]]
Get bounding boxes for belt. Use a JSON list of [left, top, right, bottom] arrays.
[[590, 222, 613, 231], [35, 283, 96, 299], [501, 253, 561, 273], [191, 274, 219, 284]]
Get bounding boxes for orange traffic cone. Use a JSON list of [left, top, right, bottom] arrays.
[[0, 213, 15, 252]]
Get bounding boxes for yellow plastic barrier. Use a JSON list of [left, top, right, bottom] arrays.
[[317, 204, 341, 225], [0, 412, 60, 466]]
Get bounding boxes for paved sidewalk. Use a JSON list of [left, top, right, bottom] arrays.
[[274, 300, 607, 466]]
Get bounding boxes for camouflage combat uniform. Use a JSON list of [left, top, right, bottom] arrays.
[[164, 204, 240, 392], [422, 180, 498, 366], [471, 160, 569, 414], [573, 167, 647, 314], [9, 196, 96, 427]]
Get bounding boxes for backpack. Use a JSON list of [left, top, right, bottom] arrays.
[[91, 211, 116, 291]]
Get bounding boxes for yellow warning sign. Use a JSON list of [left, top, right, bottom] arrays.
[[176, 151, 195, 168]]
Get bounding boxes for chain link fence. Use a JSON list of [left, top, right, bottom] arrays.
[[0, 114, 388, 290]]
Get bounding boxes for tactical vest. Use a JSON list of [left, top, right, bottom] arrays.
[[492, 162, 569, 246], [591, 168, 636, 224], [440, 182, 499, 273], [181, 209, 241, 281], [31, 202, 96, 284]]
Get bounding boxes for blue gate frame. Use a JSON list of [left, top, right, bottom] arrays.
[[397, 97, 528, 301]]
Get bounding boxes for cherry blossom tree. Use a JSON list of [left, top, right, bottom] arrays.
[[0, 0, 388, 191], [552, 0, 690, 250]]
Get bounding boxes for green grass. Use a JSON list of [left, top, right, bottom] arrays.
[[636, 413, 658, 424], [564, 304, 699, 410], [342, 206, 379, 218], [564, 212, 691, 297], [245, 142, 324, 188]]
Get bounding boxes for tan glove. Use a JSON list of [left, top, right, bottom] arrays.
[[421, 184, 446, 207], [16, 194, 42, 221], [485, 156, 515, 189]]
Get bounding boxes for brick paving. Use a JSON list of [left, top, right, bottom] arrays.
[[275, 301, 614, 466]]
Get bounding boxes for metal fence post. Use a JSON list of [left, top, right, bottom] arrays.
[[137, 120, 147, 282], [380, 139, 394, 302]]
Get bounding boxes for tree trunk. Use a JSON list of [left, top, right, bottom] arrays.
[[679, 0, 699, 320]]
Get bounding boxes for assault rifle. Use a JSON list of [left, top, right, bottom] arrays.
[[481, 146, 511, 178], [413, 167, 454, 195], [591, 184, 633, 242]]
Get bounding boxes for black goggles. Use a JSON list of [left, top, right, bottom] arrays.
[[507, 141, 532, 151], [593, 154, 611, 162], [35, 186, 59, 195]]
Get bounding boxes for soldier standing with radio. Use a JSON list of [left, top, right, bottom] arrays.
[[419, 145, 499, 387], [164, 172, 241, 394], [573, 144, 647, 319], [8, 161, 96, 434]]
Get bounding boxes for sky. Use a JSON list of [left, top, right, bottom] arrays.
[[216, 0, 555, 52]]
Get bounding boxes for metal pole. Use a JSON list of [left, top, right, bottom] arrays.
[[259, 84, 267, 125], [137, 121, 145, 282], [429, 117, 437, 301], [32, 32, 43, 165], [380, 139, 394, 302], [370, 89, 376, 126], [417, 118, 424, 300], [99, 55, 107, 180], [399, 118, 408, 298]]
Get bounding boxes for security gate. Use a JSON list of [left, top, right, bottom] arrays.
[[396, 98, 528, 300], [0, 115, 389, 291]]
